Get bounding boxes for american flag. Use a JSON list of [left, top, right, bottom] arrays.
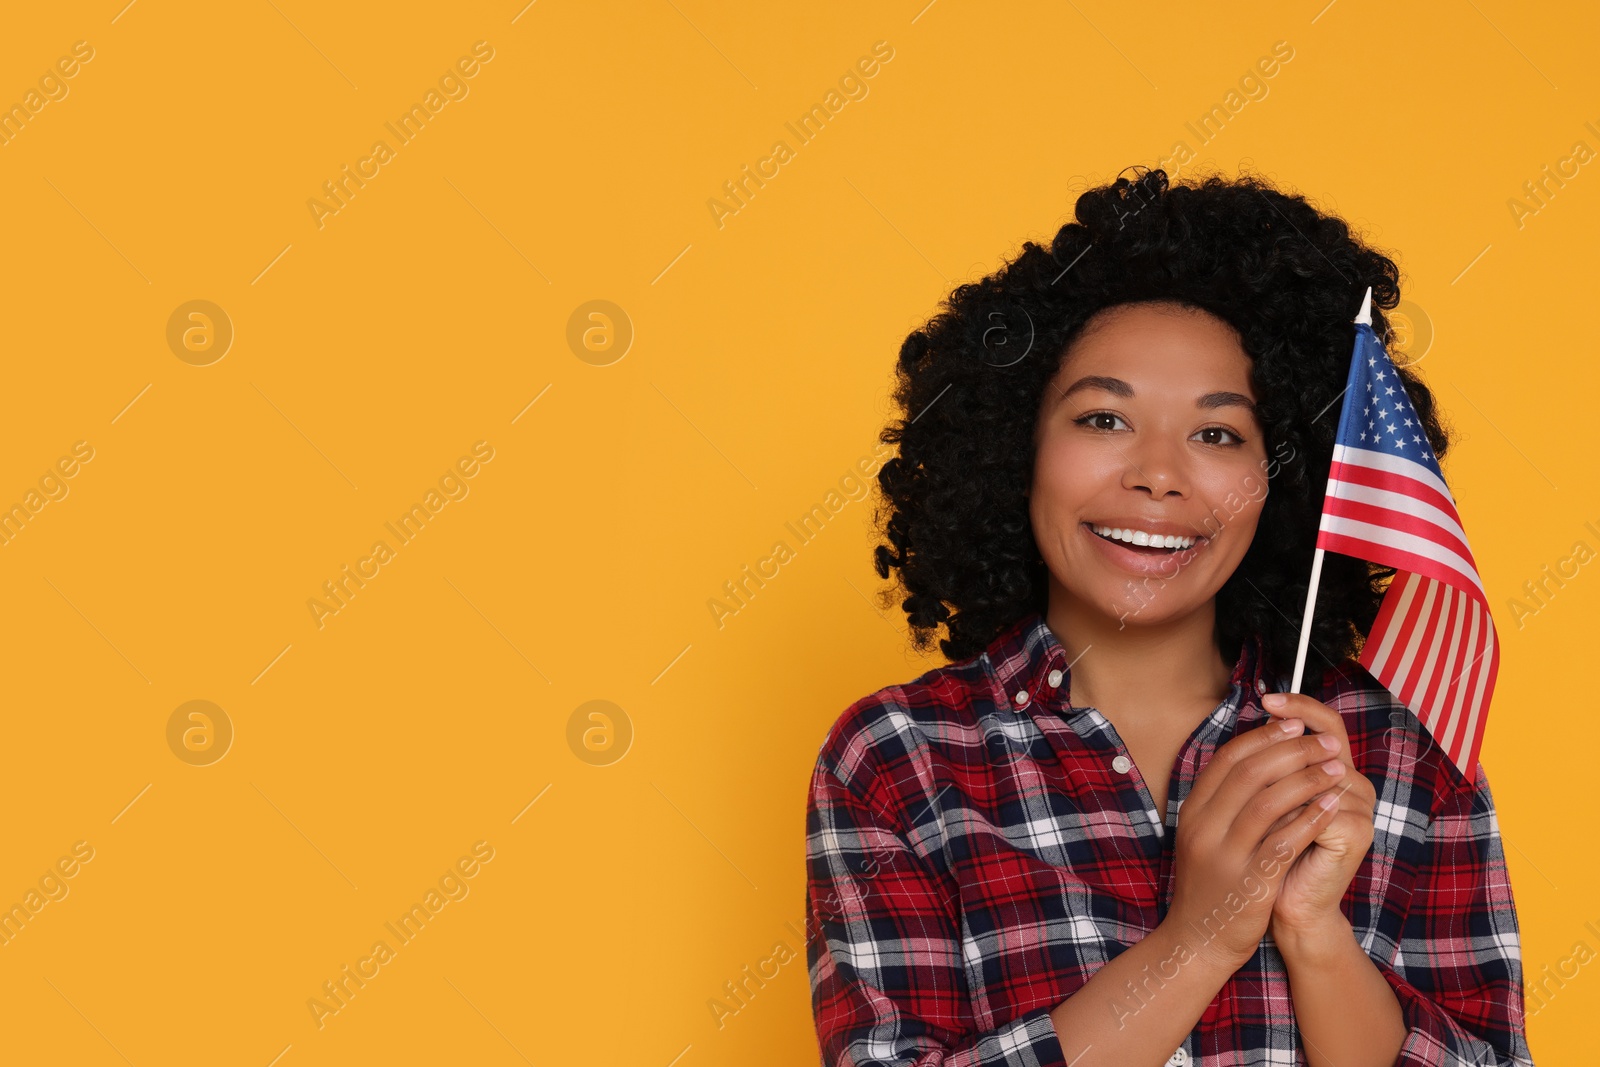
[[1313, 289, 1498, 782]]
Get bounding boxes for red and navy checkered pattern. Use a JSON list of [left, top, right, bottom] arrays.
[[804, 609, 1532, 1065]]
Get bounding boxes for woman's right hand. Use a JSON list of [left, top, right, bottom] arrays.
[[1162, 715, 1346, 972]]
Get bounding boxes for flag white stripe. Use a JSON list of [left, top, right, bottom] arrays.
[[1332, 443, 1456, 507], [1319, 514, 1485, 597], [1431, 587, 1469, 726], [1366, 571, 1419, 678], [1390, 579, 1439, 704], [1441, 599, 1483, 760], [1458, 609, 1497, 770], [1325, 479, 1471, 558], [1408, 583, 1454, 709]]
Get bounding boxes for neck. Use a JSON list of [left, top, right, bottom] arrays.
[[1044, 580, 1235, 722]]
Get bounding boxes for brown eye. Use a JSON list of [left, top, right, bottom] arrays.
[[1073, 412, 1127, 432], [1194, 426, 1243, 445]]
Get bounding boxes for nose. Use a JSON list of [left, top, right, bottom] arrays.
[[1121, 433, 1189, 498]]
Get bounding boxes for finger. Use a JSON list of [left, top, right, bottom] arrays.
[[1262, 692, 1355, 775], [1311, 780, 1377, 844], [1298, 810, 1371, 864], [1223, 748, 1349, 855], [1185, 714, 1309, 812], [1271, 794, 1363, 834], [1266, 801, 1310, 837], [1272, 772, 1378, 843], [1260, 692, 1350, 748], [1257, 788, 1341, 879], [1207, 732, 1345, 832]]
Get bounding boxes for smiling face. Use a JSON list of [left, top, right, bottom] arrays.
[[1030, 301, 1271, 630]]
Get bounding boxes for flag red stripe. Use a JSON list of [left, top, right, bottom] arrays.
[[1453, 605, 1497, 772], [1418, 587, 1466, 723], [1328, 456, 1457, 520], [1461, 636, 1499, 779], [1451, 604, 1483, 762], [1364, 571, 1421, 682], [1358, 573, 1407, 676], [1356, 572, 1408, 671], [1392, 577, 1437, 707], [1403, 584, 1451, 712], [1315, 528, 1486, 605], [1439, 598, 1487, 764], [1322, 493, 1475, 570]]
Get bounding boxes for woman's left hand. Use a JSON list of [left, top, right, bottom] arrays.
[[1258, 691, 1376, 942]]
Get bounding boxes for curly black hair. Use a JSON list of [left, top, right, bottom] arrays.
[[870, 165, 1455, 684]]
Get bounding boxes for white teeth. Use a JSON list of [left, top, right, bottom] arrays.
[[1091, 524, 1196, 550]]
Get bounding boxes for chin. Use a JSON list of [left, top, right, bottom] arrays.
[[1106, 600, 1195, 630], [1076, 572, 1221, 622]]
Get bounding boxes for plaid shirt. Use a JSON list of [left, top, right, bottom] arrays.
[[805, 609, 1532, 1066]]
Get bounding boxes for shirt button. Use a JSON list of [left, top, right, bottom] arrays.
[[1166, 1048, 1189, 1066], [1112, 754, 1132, 773], [1013, 689, 1030, 707], [1047, 669, 1063, 688]]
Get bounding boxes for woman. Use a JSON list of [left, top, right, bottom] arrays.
[[804, 167, 1532, 1066]]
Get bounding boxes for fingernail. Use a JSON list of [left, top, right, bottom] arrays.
[[1262, 692, 1286, 709], [1278, 718, 1303, 735], [1318, 735, 1338, 751], [1318, 794, 1339, 810], [1321, 759, 1344, 775]]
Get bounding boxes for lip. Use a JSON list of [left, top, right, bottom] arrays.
[[1086, 519, 1209, 541], [1081, 521, 1209, 577]]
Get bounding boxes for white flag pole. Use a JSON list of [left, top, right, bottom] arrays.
[[1288, 285, 1373, 695], [1288, 548, 1325, 695]]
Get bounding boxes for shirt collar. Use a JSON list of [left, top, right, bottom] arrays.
[[980, 608, 1281, 723]]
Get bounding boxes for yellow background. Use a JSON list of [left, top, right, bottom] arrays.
[[0, 1, 1591, 1063]]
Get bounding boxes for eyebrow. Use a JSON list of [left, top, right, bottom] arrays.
[[1057, 374, 1257, 413]]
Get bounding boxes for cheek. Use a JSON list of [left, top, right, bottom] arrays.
[[1031, 436, 1110, 504], [1029, 442, 1086, 547], [1196, 459, 1271, 545]]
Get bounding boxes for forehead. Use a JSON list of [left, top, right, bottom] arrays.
[[1055, 303, 1255, 392]]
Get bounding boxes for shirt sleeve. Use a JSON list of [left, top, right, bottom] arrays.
[[1370, 760, 1535, 1066], [805, 755, 1070, 1067]]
